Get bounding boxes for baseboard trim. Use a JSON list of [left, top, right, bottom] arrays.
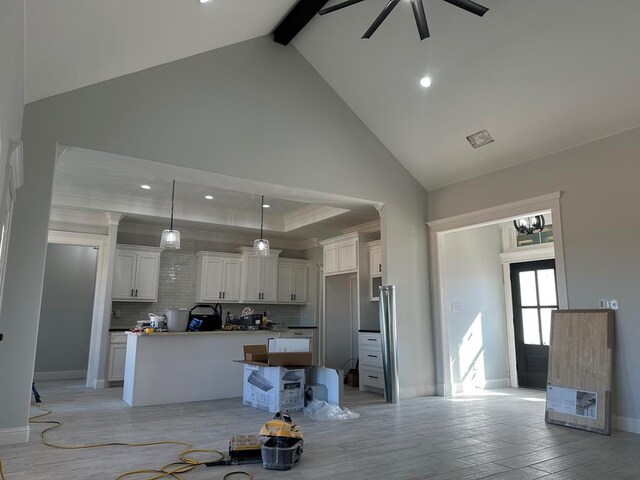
[[400, 385, 436, 398], [33, 370, 86, 381], [453, 378, 511, 394], [95, 379, 107, 389], [613, 415, 640, 434], [0, 426, 30, 446]]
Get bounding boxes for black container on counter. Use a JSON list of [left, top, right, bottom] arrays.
[[187, 304, 222, 331]]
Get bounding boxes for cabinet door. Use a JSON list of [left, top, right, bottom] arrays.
[[112, 252, 136, 299], [260, 256, 278, 302], [277, 263, 295, 302], [222, 259, 242, 301], [107, 344, 127, 381], [244, 255, 261, 301], [323, 244, 339, 274], [292, 265, 308, 303], [339, 240, 358, 272], [135, 253, 160, 300], [370, 247, 382, 275], [200, 258, 224, 302]]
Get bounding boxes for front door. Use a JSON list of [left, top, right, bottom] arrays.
[[510, 259, 558, 389]]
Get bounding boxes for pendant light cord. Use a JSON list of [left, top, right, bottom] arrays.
[[260, 195, 264, 240], [170, 180, 176, 230]]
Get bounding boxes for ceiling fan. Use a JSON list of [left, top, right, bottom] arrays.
[[318, 0, 489, 40]]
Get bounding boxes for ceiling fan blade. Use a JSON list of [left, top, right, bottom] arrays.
[[362, 0, 400, 39], [441, 0, 489, 17], [410, 0, 430, 40], [319, 0, 366, 15]]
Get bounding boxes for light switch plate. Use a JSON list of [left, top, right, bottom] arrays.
[[451, 302, 463, 312], [599, 298, 619, 310]]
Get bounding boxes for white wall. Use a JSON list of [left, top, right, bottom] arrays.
[[442, 225, 508, 392], [1, 36, 432, 440], [35, 244, 97, 374], [429, 126, 640, 430]]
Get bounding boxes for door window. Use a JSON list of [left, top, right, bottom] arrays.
[[518, 268, 558, 345]]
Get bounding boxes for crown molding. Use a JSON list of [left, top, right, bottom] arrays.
[[49, 205, 109, 227], [117, 222, 313, 251], [341, 219, 381, 234], [284, 204, 350, 232], [51, 191, 283, 232]]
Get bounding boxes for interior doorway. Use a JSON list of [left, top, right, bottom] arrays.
[[34, 244, 98, 382], [510, 259, 558, 390], [428, 192, 568, 397]]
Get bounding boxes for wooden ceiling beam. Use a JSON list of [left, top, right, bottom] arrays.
[[273, 0, 330, 45]]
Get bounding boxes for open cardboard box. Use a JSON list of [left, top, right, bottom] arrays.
[[238, 344, 313, 367]]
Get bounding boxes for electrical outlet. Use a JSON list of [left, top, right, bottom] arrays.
[[599, 298, 619, 310], [451, 302, 463, 312]]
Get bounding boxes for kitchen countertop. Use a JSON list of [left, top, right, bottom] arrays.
[[129, 330, 289, 336]]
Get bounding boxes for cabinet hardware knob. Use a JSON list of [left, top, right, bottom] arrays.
[[222, 291, 225, 299], [379, 264, 382, 272], [367, 339, 376, 341], [135, 289, 138, 297], [294, 294, 296, 301], [368, 355, 377, 358], [368, 375, 378, 379], [131, 289, 134, 297], [219, 291, 222, 299]]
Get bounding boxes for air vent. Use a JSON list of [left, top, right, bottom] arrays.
[[466, 129, 494, 149]]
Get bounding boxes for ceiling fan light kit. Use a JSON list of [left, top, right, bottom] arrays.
[[319, 0, 489, 41]]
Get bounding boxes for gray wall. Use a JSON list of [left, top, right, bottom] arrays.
[[429, 126, 640, 423], [0, 0, 26, 435], [2, 36, 431, 434], [0, 0, 24, 192], [442, 225, 508, 390], [35, 244, 97, 373]]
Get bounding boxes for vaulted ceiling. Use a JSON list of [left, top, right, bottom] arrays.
[[25, 0, 640, 190]]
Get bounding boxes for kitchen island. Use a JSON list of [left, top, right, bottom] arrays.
[[123, 330, 278, 407]]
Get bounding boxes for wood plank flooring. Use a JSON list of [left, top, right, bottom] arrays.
[[0, 381, 639, 479]]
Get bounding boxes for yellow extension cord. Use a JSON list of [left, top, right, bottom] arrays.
[[0, 405, 253, 480]]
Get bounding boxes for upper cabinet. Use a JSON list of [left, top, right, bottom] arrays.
[[196, 252, 242, 303], [238, 247, 282, 303], [368, 240, 383, 301], [321, 234, 358, 275], [278, 259, 309, 304], [112, 245, 162, 302]]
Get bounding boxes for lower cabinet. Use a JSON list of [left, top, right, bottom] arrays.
[[107, 332, 128, 382], [359, 332, 384, 393], [281, 328, 317, 365]]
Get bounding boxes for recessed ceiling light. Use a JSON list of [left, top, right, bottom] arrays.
[[419, 76, 432, 88], [466, 129, 495, 149], [199, 0, 212, 3], [204, 195, 214, 200], [140, 185, 152, 190], [262, 204, 271, 208]]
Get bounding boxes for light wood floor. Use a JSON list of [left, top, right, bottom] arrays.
[[1, 381, 639, 479]]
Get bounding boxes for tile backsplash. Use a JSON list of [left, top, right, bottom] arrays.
[[111, 248, 310, 329]]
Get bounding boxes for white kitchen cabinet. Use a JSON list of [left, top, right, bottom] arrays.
[[112, 246, 161, 302], [281, 328, 317, 365], [368, 240, 383, 301], [238, 247, 281, 303], [359, 332, 384, 394], [107, 332, 128, 382], [320, 234, 359, 275], [196, 252, 242, 303], [277, 259, 309, 304]]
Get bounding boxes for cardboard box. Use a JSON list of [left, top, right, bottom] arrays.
[[242, 364, 305, 413], [241, 344, 312, 367]]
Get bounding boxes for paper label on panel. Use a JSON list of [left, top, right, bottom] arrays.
[[546, 385, 597, 419]]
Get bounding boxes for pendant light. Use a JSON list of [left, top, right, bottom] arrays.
[[160, 180, 181, 249], [253, 195, 270, 256], [513, 215, 545, 235]]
